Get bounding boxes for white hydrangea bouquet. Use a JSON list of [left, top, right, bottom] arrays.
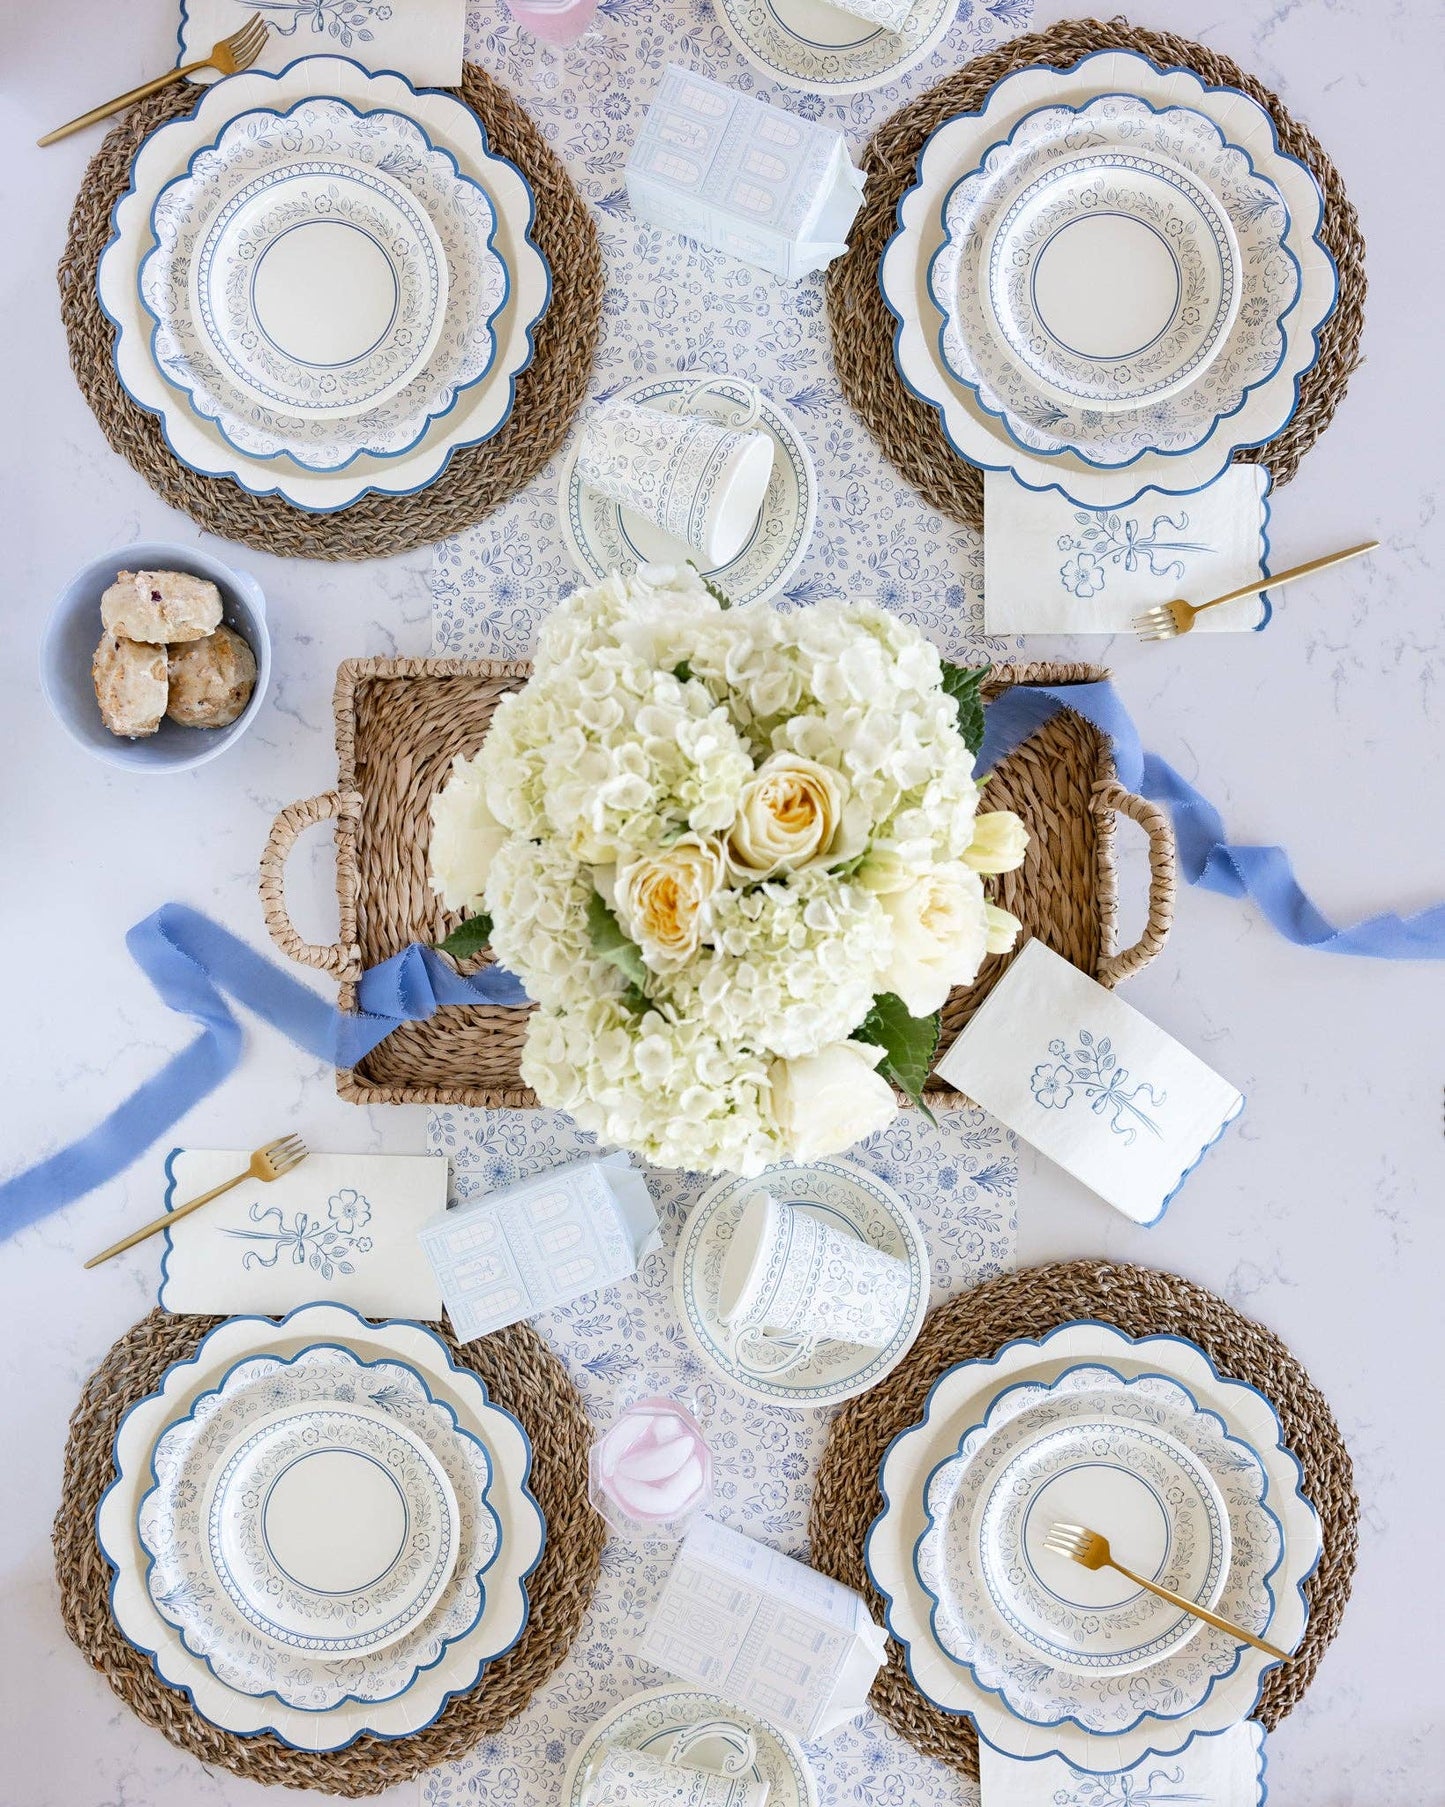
[[428, 567, 1027, 1176]]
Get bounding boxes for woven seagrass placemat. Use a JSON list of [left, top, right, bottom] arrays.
[[53, 1309, 604, 1795], [56, 65, 603, 560], [809, 1260, 1359, 1781], [828, 15, 1368, 533]]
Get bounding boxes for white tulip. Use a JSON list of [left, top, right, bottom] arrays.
[[876, 861, 990, 1015], [985, 902, 1024, 955], [770, 1040, 898, 1162], [428, 752, 508, 913], [963, 810, 1029, 875]]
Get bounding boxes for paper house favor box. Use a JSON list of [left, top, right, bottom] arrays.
[[627, 65, 866, 280]]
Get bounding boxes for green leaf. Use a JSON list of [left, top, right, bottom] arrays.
[[587, 889, 650, 991], [939, 660, 990, 756], [672, 660, 695, 683], [688, 561, 733, 609], [435, 913, 492, 959], [854, 992, 941, 1124]]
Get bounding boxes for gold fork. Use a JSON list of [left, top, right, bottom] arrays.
[[38, 13, 270, 147], [1044, 1522, 1291, 1660], [1133, 540, 1379, 642], [84, 1134, 308, 1269]]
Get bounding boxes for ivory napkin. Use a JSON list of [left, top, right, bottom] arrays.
[[984, 464, 1273, 634], [979, 1721, 1265, 1805], [934, 940, 1243, 1226], [176, 0, 466, 87], [820, 0, 916, 34], [159, 1148, 446, 1316]]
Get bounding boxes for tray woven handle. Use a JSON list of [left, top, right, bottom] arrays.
[[1093, 778, 1177, 985], [259, 790, 364, 978]]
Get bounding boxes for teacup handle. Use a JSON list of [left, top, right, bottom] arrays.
[[666, 1719, 757, 1775], [730, 1322, 819, 1378], [675, 375, 762, 431]]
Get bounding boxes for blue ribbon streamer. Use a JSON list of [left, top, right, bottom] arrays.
[[0, 903, 526, 1241], [981, 682, 1445, 957]]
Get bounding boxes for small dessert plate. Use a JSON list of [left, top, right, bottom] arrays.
[[562, 1685, 816, 1807], [191, 160, 449, 419], [979, 151, 1241, 413], [712, 0, 956, 97], [674, 1159, 928, 1407], [205, 1402, 460, 1659], [560, 375, 816, 607]]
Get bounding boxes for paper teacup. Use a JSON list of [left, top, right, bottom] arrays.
[[575, 378, 775, 565], [717, 1191, 913, 1376], [582, 1723, 768, 1807]]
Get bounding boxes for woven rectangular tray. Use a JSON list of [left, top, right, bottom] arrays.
[[260, 658, 1175, 1108]]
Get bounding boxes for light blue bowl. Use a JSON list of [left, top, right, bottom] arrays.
[[41, 542, 271, 772]]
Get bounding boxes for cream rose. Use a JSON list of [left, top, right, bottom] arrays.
[[877, 861, 990, 1015], [770, 1040, 898, 1162], [963, 810, 1028, 875], [614, 834, 726, 971], [428, 752, 508, 913], [727, 753, 867, 877]]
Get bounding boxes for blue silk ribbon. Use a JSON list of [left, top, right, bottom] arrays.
[[5, 680, 1443, 1242], [980, 682, 1445, 957], [0, 904, 526, 1241]]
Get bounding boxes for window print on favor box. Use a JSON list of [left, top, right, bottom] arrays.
[[222, 1187, 374, 1277], [1030, 1032, 1166, 1142]]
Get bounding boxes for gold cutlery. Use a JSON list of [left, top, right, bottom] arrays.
[[84, 1134, 308, 1269], [1133, 539, 1379, 642], [1044, 1521, 1291, 1660], [38, 14, 269, 148]]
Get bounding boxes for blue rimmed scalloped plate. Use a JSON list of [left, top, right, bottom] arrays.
[[879, 51, 1337, 509], [102, 1305, 545, 1749]]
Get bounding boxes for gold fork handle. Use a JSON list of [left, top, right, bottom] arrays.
[[37, 58, 212, 147], [1195, 540, 1379, 616], [1109, 1559, 1291, 1660], [83, 1164, 251, 1268]]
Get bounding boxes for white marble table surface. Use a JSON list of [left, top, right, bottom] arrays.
[[2, 0, 1443, 1801]]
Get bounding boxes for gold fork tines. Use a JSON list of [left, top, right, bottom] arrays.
[[38, 14, 270, 147], [1132, 540, 1379, 641], [1044, 1521, 1291, 1660], [84, 1133, 308, 1269]]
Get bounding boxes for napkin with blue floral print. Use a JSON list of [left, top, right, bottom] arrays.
[[158, 1148, 447, 1316], [984, 464, 1273, 634], [979, 1721, 1265, 1806], [934, 939, 1243, 1226]]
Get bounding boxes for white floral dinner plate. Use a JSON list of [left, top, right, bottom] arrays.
[[102, 59, 548, 510], [919, 1372, 1248, 1702], [102, 1306, 545, 1750], [191, 159, 449, 419], [978, 150, 1241, 412], [675, 1159, 928, 1407], [137, 1343, 500, 1710], [560, 376, 817, 607], [561, 1686, 817, 1807], [137, 92, 511, 474], [880, 52, 1336, 507], [865, 1326, 1322, 1772], [712, 0, 956, 97]]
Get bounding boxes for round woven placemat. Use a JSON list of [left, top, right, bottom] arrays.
[[57, 66, 603, 560], [809, 1260, 1358, 1781], [828, 15, 1368, 533], [53, 1309, 605, 1795]]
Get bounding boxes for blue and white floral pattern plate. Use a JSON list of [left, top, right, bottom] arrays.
[[102, 59, 549, 509], [979, 149, 1240, 412], [101, 1306, 545, 1749], [560, 375, 817, 607], [881, 52, 1337, 507], [866, 1324, 1321, 1772], [561, 1686, 816, 1807], [139, 96, 508, 473], [712, 0, 957, 98], [675, 1158, 928, 1406]]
